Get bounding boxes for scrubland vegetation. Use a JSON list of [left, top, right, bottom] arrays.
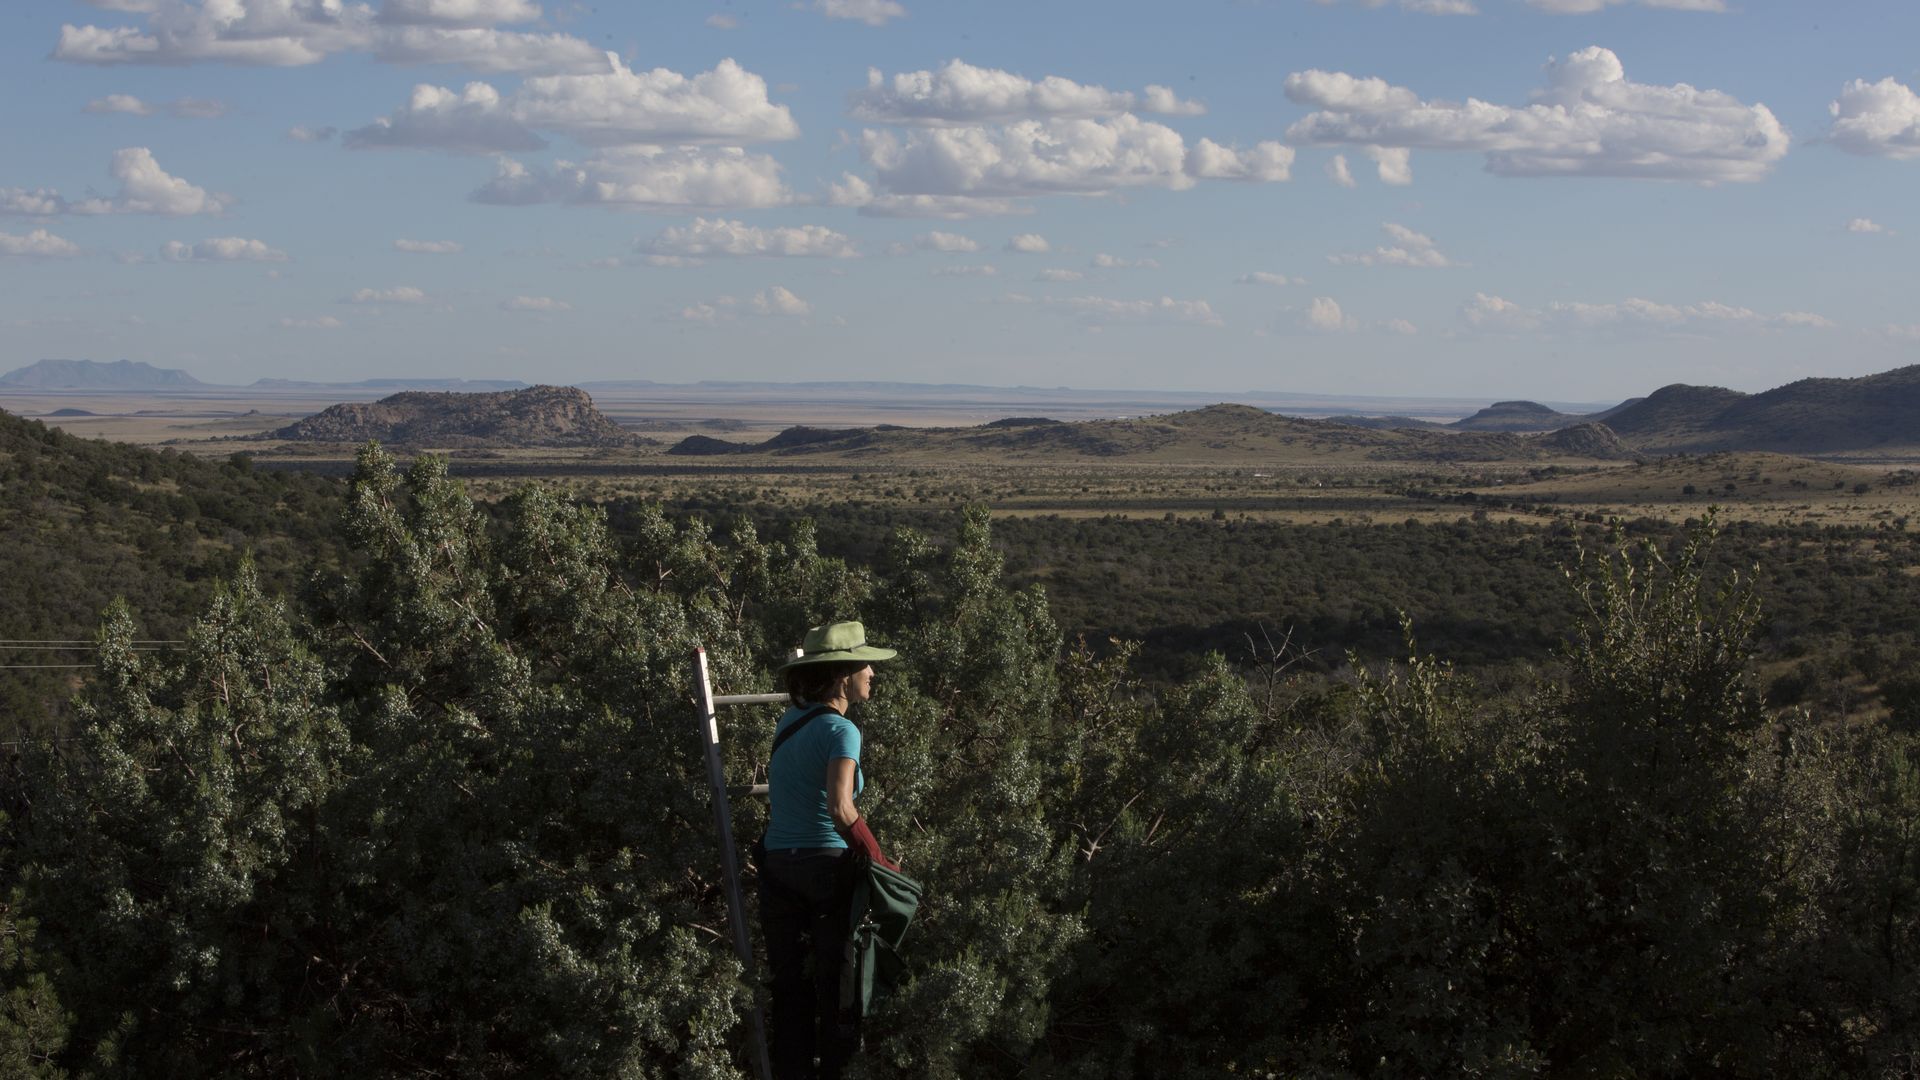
[[4, 410, 1920, 1075]]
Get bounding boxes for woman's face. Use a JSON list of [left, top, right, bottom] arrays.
[[843, 664, 875, 705]]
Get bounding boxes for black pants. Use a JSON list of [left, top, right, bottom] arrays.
[[760, 848, 858, 1080]]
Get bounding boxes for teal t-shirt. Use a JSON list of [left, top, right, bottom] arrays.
[[765, 704, 863, 850]]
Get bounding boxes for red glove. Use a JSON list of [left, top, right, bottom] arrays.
[[841, 816, 900, 871]]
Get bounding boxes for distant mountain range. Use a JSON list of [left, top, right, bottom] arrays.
[[667, 403, 1638, 464], [1333, 365, 1920, 455], [251, 378, 532, 391], [1, 359, 203, 389], [253, 385, 649, 448], [15, 358, 1920, 458]]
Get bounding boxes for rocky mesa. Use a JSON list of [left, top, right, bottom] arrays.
[[255, 385, 647, 448]]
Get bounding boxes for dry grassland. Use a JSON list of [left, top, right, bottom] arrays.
[[9, 388, 1919, 531]]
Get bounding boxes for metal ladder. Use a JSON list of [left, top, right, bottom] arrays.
[[691, 646, 785, 1080]]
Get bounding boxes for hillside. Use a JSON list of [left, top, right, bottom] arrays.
[[1601, 384, 1752, 442], [2, 358, 204, 389], [669, 402, 1640, 464], [1451, 400, 1581, 432], [256, 384, 649, 448], [0, 408, 345, 738], [1605, 366, 1920, 453]]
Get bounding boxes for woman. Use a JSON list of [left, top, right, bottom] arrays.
[[759, 620, 899, 1080]]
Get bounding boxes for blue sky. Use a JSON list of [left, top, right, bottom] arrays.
[[1, 0, 1916, 401]]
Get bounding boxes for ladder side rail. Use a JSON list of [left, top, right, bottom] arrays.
[[692, 647, 774, 1080]]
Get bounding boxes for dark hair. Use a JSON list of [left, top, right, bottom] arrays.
[[784, 660, 870, 707]]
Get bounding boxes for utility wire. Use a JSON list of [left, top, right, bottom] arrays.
[[1, 646, 170, 651], [0, 634, 180, 641]]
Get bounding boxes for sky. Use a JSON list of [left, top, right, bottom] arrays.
[[1, 0, 1917, 402]]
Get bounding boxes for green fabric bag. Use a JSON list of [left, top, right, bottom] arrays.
[[840, 859, 923, 1019]]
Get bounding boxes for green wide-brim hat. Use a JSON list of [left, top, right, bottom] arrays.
[[777, 620, 897, 671]]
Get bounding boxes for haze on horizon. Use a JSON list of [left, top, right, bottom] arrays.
[[1, 0, 1916, 402]]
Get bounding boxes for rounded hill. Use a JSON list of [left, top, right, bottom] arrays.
[[256, 385, 648, 448]]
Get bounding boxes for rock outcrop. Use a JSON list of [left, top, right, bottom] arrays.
[[257, 385, 646, 448]]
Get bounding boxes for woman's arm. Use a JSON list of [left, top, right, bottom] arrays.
[[827, 756, 899, 869], [826, 757, 860, 829]]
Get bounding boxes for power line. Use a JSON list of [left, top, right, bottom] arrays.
[[0, 646, 170, 652], [0, 639, 182, 644]]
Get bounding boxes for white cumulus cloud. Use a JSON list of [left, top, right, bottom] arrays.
[[18, 148, 232, 216], [931, 264, 997, 277], [344, 285, 429, 304], [1005, 233, 1050, 253], [810, 0, 905, 27], [84, 93, 151, 115], [1285, 46, 1787, 183], [1367, 145, 1413, 184], [676, 299, 732, 324], [1042, 294, 1223, 327], [1330, 222, 1457, 268], [370, 26, 607, 72], [96, 147, 230, 214], [0, 189, 68, 215], [278, 315, 343, 328], [1327, 153, 1356, 188], [861, 116, 1190, 196], [1460, 292, 1541, 330], [1142, 85, 1206, 117], [1828, 77, 1920, 159], [1462, 292, 1832, 333], [501, 295, 571, 311], [55, 0, 607, 73], [395, 238, 464, 253], [1035, 268, 1083, 282], [1186, 137, 1295, 181], [473, 147, 792, 209], [751, 285, 810, 316], [0, 229, 83, 258], [89, 94, 227, 119], [346, 56, 796, 158], [635, 217, 858, 258], [913, 230, 980, 252], [377, 0, 542, 27], [1846, 218, 1888, 235], [1235, 271, 1304, 286], [850, 60, 1202, 125], [826, 173, 1030, 218], [4, 149, 230, 217], [161, 236, 288, 261], [510, 55, 798, 145], [346, 81, 543, 153], [1305, 296, 1355, 332], [1090, 253, 1159, 269], [859, 116, 1289, 199]]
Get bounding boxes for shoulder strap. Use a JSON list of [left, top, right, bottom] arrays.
[[770, 704, 837, 759]]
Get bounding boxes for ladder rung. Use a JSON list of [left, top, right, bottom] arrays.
[[712, 693, 790, 706], [727, 784, 770, 798]]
